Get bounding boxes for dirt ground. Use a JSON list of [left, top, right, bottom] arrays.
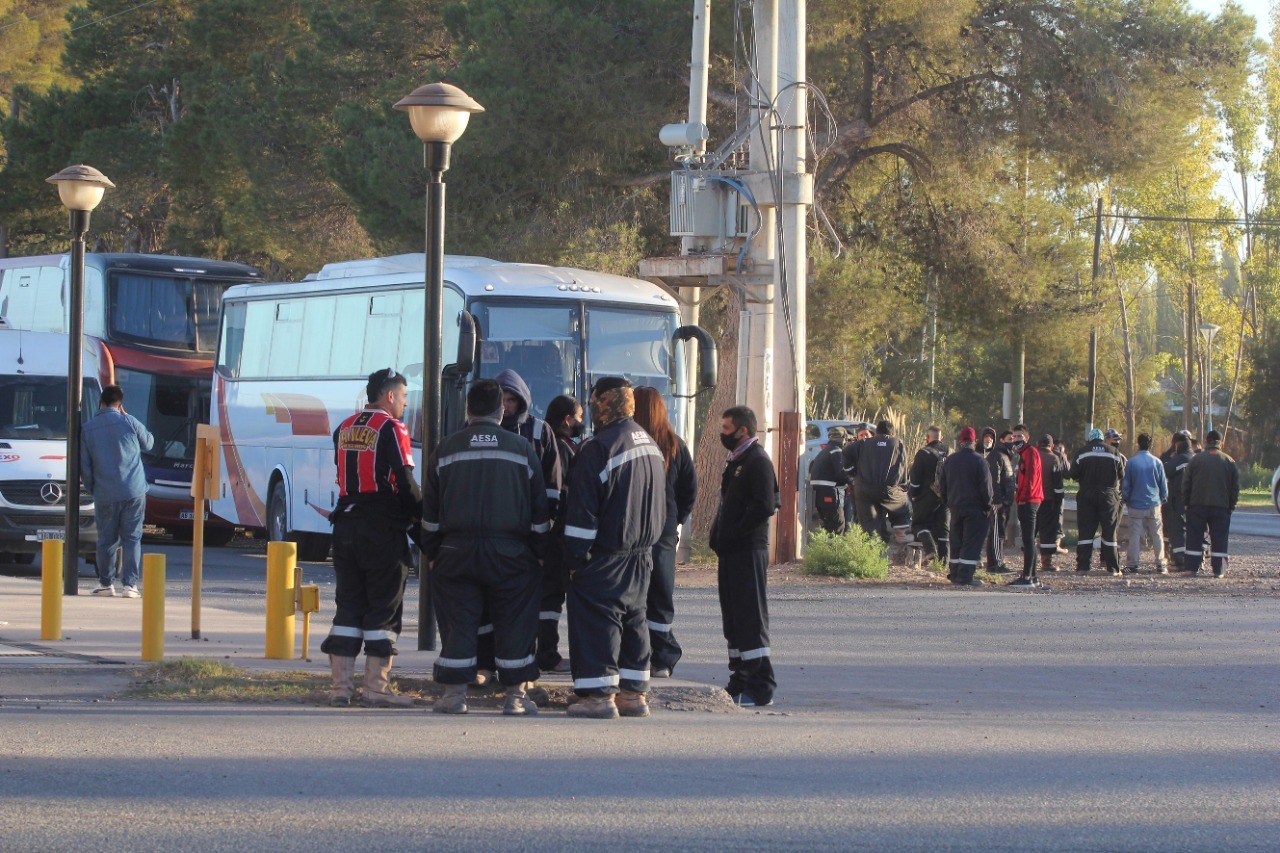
[[677, 531, 1280, 596]]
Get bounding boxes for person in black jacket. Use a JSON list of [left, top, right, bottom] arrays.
[[711, 406, 780, 707], [810, 425, 850, 534], [1182, 430, 1240, 578], [632, 387, 697, 678], [535, 394, 584, 673], [421, 379, 550, 715], [1162, 431, 1194, 568], [1035, 435, 1066, 572], [937, 426, 993, 586], [563, 377, 666, 719], [909, 426, 949, 563], [981, 428, 1016, 573], [845, 420, 912, 543], [1072, 428, 1126, 575]]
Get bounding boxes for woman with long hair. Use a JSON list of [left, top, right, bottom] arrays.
[[536, 394, 584, 672], [631, 386, 697, 677]]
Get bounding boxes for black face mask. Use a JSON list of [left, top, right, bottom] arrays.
[[569, 420, 585, 439], [1009, 439, 1025, 452], [720, 430, 744, 450]]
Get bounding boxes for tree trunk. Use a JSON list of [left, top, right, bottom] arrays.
[[689, 291, 741, 546], [1117, 279, 1137, 455]]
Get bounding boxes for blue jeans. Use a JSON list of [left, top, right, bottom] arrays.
[[95, 496, 146, 588]]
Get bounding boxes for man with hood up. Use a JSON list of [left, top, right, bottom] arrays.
[[467, 369, 564, 683]]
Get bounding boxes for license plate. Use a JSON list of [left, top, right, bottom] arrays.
[[36, 529, 64, 541], [179, 510, 210, 521]]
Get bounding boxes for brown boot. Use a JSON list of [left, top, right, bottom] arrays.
[[1040, 553, 1056, 573], [616, 689, 650, 718], [328, 654, 356, 706], [361, 656, 417, 708], [566, 694, 619, 719], [502, 682, 538, 716], [433, 682, 468, 714]]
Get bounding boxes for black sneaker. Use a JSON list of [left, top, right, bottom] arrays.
[[1123, 566, 1139, 575], [968, 578, 984, 587], [1212, 571, 1224, 578], [989, 563, 1014, 574], [1009, 576, 1036, 587]]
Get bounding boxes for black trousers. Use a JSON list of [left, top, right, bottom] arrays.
[[1184, 505, 1232, 575], [986, 504, 1009, 568], [647, 534, 683, 674], [320, 512, 410, 659], [911, 492, 949, 562], [536, 537, 570, 671], [1076, 489, 1121, 573], [567, 549, 652, 696], [855, 483, 911, 541], [431, 537, 541, 687], [948, 507, 988, 583], [814, 486, 845, 534], [1163, 500, 1187, 564], [1017, 502, 1040, 575], [1037, 496, 1063, 563], [717, 547, 775, 704]]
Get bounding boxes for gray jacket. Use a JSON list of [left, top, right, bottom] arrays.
[[80, 408, 154, 503]]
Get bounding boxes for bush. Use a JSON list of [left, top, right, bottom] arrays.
[[1238, 462, 1274, 492], [802, 527, 890, 579]]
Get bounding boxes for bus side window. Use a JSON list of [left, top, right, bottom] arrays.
[[240, 302, 274, 377], [330, 295, 367, 377]]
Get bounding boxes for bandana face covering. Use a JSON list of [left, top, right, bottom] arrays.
[[590, 386, 634, 430]]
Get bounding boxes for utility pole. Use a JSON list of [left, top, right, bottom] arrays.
[[1087, 197, 1102, 435]]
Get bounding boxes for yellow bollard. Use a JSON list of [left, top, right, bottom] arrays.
[[41, 540, 63, 641], [265, 541, 296, 659], [141, 554, 165, 661]]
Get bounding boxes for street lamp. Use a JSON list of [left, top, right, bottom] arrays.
[[1198, 322, 1220, 433], [394, 82, 483, 650], [46, 164, 115, 595]]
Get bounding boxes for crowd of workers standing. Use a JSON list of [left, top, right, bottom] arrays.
[[809, 419, 1241, 588], [319, 367, 779, 718]]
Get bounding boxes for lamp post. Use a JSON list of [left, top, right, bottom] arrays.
[[394, 82, 483, 651], [46, 165, 115, 595], [1198, 322, 1220, 433]]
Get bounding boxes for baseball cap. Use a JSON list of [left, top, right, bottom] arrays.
[[1175, 429, 1193, 441], [827, 426, 847, 440], [1104, 428, 1122, 441], [958, 426, 977, 442]]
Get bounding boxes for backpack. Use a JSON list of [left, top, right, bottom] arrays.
[[925, 446, 948, 497]]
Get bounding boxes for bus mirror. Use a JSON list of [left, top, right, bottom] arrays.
[[446, 311, 478, 377], [673, 325, 717, 390]]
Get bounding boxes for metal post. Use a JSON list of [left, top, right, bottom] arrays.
[[141, 554, 165, 662], [265, 541, 297, 659], [64, 208, 89, 595], [41, 539, 63, 640], [418, 139, 450, 652]]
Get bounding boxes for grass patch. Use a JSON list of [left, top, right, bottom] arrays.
[[683, 535, 717, 565], [1237, 488, 1274, 510], [801, 528, 890, 579], [125, 658, 323, 702]]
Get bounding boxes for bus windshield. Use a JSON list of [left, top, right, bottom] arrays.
[[0, 376, 95, 440], [472, 300, 675, 419], [108, 273, 233, 354], [114, 368, 206, 477]]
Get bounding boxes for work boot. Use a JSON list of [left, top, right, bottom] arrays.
[[327, 654, 357, 706], [1040, 553, 1055, 573], [616, 689, 651, 718], [566, 694, 619, 719], [502, 682, 538, 716], [434, 682, 468, 715], [361, 656, 417, 708]]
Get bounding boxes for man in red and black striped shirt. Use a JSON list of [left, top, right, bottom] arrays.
[[321, 368, 421, 708]]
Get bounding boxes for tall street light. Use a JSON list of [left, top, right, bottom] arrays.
[[46, 164, 115, 595], [394, 81, 483, 651], [1198, 322, 1220, 433]]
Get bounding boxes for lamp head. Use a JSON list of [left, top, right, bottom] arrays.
[[1198, 322, 1220, 344], [394, 82, 485, 144], [46, 165, 115, 212]]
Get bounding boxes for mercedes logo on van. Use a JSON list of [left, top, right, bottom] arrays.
[[40, 482, 63, 505]]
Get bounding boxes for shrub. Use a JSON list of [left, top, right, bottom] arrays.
[[802, 527, 890, 579], [1238, 462, 1273, 491]]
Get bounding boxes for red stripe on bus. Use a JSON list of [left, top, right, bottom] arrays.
[[216, 381, 266, 528], [262, 393, 331, 437], [105, 344, 212, 377]]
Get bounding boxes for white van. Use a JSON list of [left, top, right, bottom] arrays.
[[0, 327, 99, 563]]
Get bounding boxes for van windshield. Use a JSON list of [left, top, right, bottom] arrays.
[[0, 377, 96, 440]]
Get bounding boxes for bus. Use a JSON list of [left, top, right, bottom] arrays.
[[0, 253, 263, 542], [210, 253, 715, 561]]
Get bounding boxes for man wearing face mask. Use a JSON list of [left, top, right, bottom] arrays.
[[981, 427, 1015, 573], [1072, 428, 1126, 575], [711, 406, 780, 707], [535, 394, 584, 673], [563, 378, 665, 719]]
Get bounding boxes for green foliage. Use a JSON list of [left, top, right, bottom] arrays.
[[802, 528, 890, 580]]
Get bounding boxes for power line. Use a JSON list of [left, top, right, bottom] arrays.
[[1077, 212, 1280, 228]]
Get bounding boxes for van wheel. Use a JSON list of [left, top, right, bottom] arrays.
[[268, 482, 288, 544]]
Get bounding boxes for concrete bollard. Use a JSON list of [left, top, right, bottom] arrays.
[[265, 541, 297, 659], [141, 554, 165, 661], [41, 540, 63, 641]]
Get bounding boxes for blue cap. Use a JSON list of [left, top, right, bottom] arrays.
[[1086, 428, 1103, 442]]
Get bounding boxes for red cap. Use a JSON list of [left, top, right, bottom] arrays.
[[958, 426, 977, 443]]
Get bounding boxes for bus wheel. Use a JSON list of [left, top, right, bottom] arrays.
[[268, 482, 288, 544]]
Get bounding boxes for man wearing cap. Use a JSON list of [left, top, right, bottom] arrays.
[[1182, 429, 1239, 578], [937, 427, 992, 586], [1121, 433, 1169, 574], [1035, 435, 1066, 573], [321, 368, 420, 708], [1071, 428, 1126, 576], [809, 426, 849, 534], [563, 377, 666, 719], [1162, 431, 1194, 568], [908, 426, 950, 563]]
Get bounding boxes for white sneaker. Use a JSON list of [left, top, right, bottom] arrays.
[[92, 584, 116, 596], [121, 586, 141, 599]]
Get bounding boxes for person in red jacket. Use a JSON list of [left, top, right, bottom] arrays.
[[1008, 424, 1044, 588]]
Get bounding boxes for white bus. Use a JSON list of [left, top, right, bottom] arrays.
[[210, 253, 715, 560]]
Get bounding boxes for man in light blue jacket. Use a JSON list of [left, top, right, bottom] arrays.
[[81, 385, 154, 597], [1121, 433, 1169, 574]]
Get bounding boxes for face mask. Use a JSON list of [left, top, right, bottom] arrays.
[[720, 430, 743, 450], [982, 440, 993, 450], [1010, 439, 1025, 451], [569, 420, 585, 439]]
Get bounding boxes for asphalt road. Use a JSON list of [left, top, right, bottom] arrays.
[[1, 541, 1277, 851]]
